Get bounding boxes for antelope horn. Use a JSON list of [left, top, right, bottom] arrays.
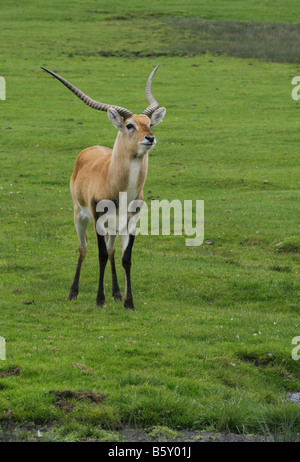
[[142, 65, 160, 117], [41, 67, 133, 119]]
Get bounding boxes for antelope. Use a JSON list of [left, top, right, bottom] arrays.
[[41, 65, 166, 310]]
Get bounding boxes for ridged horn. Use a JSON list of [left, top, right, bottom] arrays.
[[142, 65, 160, 117], [41, 67, 133, 119]]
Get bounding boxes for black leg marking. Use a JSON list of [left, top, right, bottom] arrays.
[[96, 232, 108, 307], [122, 234, 135, 310], [68, 255, 83, 300], [110, 254, 122, 301]]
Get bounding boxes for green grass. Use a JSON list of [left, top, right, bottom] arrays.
[[160, 18, 300, 63], [1, 0, 300, 441]]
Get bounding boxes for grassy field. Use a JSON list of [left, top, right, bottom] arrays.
[[1, 0, 300, 441]]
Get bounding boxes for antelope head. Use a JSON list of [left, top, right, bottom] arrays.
[[41, 65, 166, 158]]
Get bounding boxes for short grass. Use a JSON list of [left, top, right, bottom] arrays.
[[0, 0, 300, 441]]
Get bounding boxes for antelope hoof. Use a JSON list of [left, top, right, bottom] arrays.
[[113, 291, 123, 302], [96, 297, 106, 308], [124, 299, 135, 310], [68, 292, 78, 301]]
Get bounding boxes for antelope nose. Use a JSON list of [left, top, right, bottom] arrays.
[[145, 135, 155, 144]]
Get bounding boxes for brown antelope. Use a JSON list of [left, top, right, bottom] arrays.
[[41, 66, 166, 310]]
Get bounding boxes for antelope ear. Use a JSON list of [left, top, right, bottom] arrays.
[[150, 107, 166, 126], [107, 107, 124, 131]]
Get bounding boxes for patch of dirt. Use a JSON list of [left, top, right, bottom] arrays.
[[0, 367, 21, 378], [240, 355, 272, 367], [50, 390, 105, 403], [63, 50, 188, 58], [49, 390, 106, 412]]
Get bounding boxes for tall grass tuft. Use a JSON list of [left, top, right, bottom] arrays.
[[164, 18, 300, 63]]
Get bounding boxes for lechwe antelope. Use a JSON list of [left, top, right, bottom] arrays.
[[42, 66, 166, 310]]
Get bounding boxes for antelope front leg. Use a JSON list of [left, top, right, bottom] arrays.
[[106, 234, 122, 301], [121, 233, 135, 310], [96, 233, 108, 307]]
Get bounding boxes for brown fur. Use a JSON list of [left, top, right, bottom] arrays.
[[70, 114, 152, 217]]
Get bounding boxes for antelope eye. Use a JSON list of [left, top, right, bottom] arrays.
[[126, 123, 134, 130]]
